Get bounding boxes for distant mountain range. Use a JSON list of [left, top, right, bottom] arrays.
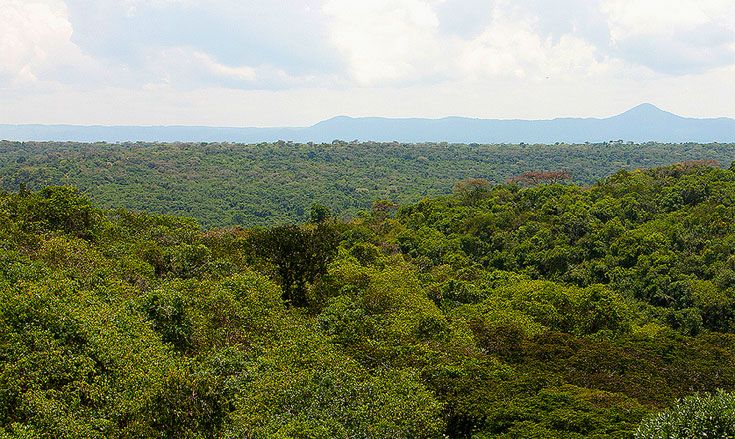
[[2, 104, 734, 143]]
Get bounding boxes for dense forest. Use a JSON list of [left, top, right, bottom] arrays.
[[2, 141, 735, 227], [3, 161, 735, 437]]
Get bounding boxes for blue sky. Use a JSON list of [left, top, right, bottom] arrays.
[[1, 0, 734, 126]]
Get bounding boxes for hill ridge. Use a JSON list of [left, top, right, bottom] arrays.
[[2, 103, 734, 143]]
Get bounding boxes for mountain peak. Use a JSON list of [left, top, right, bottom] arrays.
[[3, 103, 734, 143], [311, 115, 355, 128], [617, 103, 677, 119], [631, 102, 662, 111]]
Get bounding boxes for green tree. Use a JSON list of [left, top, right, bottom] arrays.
[[309, 203, 332, 223], [255, 224, 338, 307], [636, 391, 735, 438]]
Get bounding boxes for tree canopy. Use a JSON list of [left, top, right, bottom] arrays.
[[3, 160, 735, 437], [2, 140, 734, 227]]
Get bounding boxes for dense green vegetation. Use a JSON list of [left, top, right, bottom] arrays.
[[1, 140, 734, 226], [635, 391, 735, 438], [3, 161, 735, 437]]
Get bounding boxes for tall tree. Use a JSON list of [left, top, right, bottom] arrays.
[[255, 224, 338, 307]]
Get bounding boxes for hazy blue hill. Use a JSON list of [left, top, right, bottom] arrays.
[[303, 104, 735, 143], [0, 124, 293, 143], [598, 103, 735, 142], [2, 104, 734, 143]]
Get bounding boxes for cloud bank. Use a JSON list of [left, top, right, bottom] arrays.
[[0, 0, 733, 125]]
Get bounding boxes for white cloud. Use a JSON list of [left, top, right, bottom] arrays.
[[0, 0, 80, 83], [63, 0, 337, 78], [322, 0, 616, 84], [458, 5, 606, 80], [601, 0, 735, 73], [603, 0, 709, 36], [144, 46, 328, 90], [149, 47, 258, 85], [120, 0, 194, 16], [322, 0, 447, 85], [193, 51, 257, 82], [1, 0, 734, 126]]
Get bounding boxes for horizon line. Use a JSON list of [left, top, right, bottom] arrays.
[[2, 103, 735, 129]]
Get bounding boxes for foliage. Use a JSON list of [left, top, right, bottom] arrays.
[[2, 160, 735, 437], [253, 223, 339, 307], [635, 391, 735, 438], [2, 141, 735, 227], [507, 170, 572, 186]]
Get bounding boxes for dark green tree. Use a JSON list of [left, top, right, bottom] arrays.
[[255, 224, 338, 307], [309, 203, 332, 223]]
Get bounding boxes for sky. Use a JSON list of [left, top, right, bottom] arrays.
[[0, 0, 734, 126]]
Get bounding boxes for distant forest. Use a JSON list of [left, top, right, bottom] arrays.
[[2, 140, 734, 227]]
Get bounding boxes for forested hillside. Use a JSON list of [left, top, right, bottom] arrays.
[[1, 140, 734, 227], [3, 161, 735, 437]]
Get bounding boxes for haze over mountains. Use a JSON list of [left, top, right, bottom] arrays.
[[2, 104, 734, 144]]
